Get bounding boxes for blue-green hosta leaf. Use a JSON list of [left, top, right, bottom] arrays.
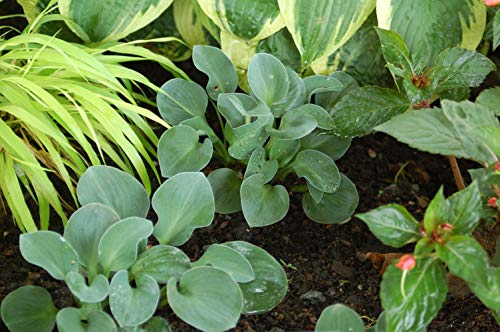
[[241, 174, 290, 227], [58, 0, 174, 43], [268, 138, 301, 167], [1, 286, 58, 332], [248, 53, 289, 106], [357, 205, 421, 247], [180, 116, 221, 144], [244, 147, 279, 183], [66, 272, 109, 303], [158, 125, 213, 178], [224, 241, 288, 314], [303, 75, 343, 101], [131, 245, 191, 284], [377, 0, 486, 67], [270, 67, 307, 117], [167, 266, 243, 331], [267, 110, 317, 140], [56, 308, 116, 332], [381, 257, 447, 332], [77, 166, 150, 219], [98, 217, 153, 274], [157, 78, 208, 125], [140, 316, 172, 332], [447, 182, 481, 234], [229, 115, 273, 160], [153, 172, 215, 245], [290, 104, 335, 130], [257, 29, 303, 72], [477, 87, 500, 116], [20, 231, 78, 281], [315, 304, 364, 332], [293, 150, 340, 193], [303, 174, 358, 224], [315, 72, 360, 113], [332, 85, 410, 137], [193, 45, 238, 100], [308, 183, 325, 204], [110, 271, 160, 328], [278, 0, 376, 69], [300, 130, 352, 161], [207, 168, 243, 214], [217, 93, 252, 128], [193, 244, 255, 283]]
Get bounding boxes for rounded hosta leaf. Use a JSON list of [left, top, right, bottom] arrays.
[[229, 115, 273, 160], [224, 241, 288, 314], [248, 53, 289, 106], [110, 271, 160, 328], [303, 75, 343, 101], [140, 316, 172, 332], [157, 78, 208, 125], [153, 172, 215, 245], [244, 147, 279, 183], [66, 272, 109, 303], [1, 286, 58, 332], [270, 67, 307, 117], [300, 130, 352, 161], [193, 244, 255, 283], [303, 174, 358, 224], [315, 304, 364, 332], [77, 166, 150, 219], [167, 266, 243, 331], [314, 72, 360, 112], [269, 138, 301, 167], [207, 168, 243, 214], [98, 217, 153, 274], [267, 111, 317, 140], [158, 125, 213, 178], [293, 149, 340, 193], [290, 104, 335, 131], [56, 308, 116, 332], [193, 45, 238, 100], [131, 245, 191, 284], [241, 174, 290, 227], [20, 231, 78, 281], [217, 93, 255, 128]]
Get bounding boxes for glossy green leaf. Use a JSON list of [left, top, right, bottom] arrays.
[[300, 130, 352, 161], [303, 174, 358, 224], [98, 217, 153, 274], [248, 53, 289, 106], [244, 147, 279, 183], [110, 270, 160, 328], [1, 286, 58, 332], [229, 115, 273, 160], [381, 257, 447, 332], [375, 27, 413, 77], [494, 10, 500, 50], [207, 168, 243, 214], [447, 182, 481, 234], [158, 125, 213, 178], [268, 138, 301, 167], [224, 241, 288, 314], [167, 266, 243, 331], [77, 166, 150, 219], [153, 172, 215, 245], [131, 245, 191, 284], [66, 272, 109, 303], [477, 87, 500, 116], [157, 79, 208, 125], [241, 174, 289, 227], [293, 150, 340, 193], [308, 182, 325, 204], [357, 204, 421, 247], [295, 104, 336, 130], [315, 304, 364, 332], [267, 110, 317, 140], [56, 308, 116, 332], [193, 45, 238, 100], [217, 93, 252, 128], [193, 244, 255, 283], [315, 72, 360, 112], [20, 231, 78, 281], [303, 76, 343, 102], [423, 187, 448, 233], [270, 67, 307, 117]]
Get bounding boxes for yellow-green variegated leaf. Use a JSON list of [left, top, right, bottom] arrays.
[[376, 0, 486, 67], [278, 0, 376, 70], [173, 0, 216, 48], [58, 0, 174, 44]]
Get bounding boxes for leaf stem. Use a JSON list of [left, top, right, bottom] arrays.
[[447, 156, 465, 190], [401, 269, 408, 299]]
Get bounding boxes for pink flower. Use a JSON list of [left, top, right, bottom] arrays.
[[495, 162, 500, 172], [484, 0, 500, 6], [395, 255, 416, 271], [488, 197, 498, 209]]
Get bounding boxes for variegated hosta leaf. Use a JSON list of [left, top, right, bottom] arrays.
[[58, 0, 174, 44], [278, 0, 376, 69], [376, 0, 486, 67], [173, 0, 216, 48]]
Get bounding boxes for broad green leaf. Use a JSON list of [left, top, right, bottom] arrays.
[[375, 27, 413, 77], [248, 53, 289, 106], [110, 271, 160, 328], [180, 116, 221, 145], [423, 187, 449, 233], [315, 304, 364, 332], [267, 110, 317, 140], [141, 316, 172, 332], [98, 217, 153, 274], [381, 257, 447, 332], [193, 45, 238, 100], [241, 174, 290, 227], [300, 130, 352, 161], [447, 182, 481, 234], [357, 204, 421, 247], [268, 138, 301, 167], [58, 0, 173, 43], [278, 0, 376, 68], [477, 87, 500, 116], [157, 125, 213, 178], [1, 286, 58, 332], [77, 166, 150, 219], [157, 78, 208, 125], [293, 150, 340, 193], [207, 168, 243, 214], [291, 104, 335, 130], [56, 308, 116, 332], [131, 245, 191, 284], [257, 29, 302, 72], [244, 147, 279, 183], [303, 75, 343, 101], [332, 86, 410, 137], [229, 115, 273, 160], [193, 244, 255, 283], [270, 67, 307, 117], [167, 266, 243, 331], [308, 182, 325, 204], [224, 241, 288, 314], [303, 174, 359, 224], [217, 93, 253, 128], [66, 272, 109, 303], [153, 172, 215, 245], [315, 72, 360, 112], [20, 231, 78, 281]]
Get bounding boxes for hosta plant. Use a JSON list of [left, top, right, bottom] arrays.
[[157, 45, 359, 227], [357, 183, 500, 331], [315, 304, 388, 332], [0, 166, 288, 332]]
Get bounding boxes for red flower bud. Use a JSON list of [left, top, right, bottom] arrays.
[[485, 0, 500, 6], [488, 197, 498, 209], [440, 223, 454, 232], [395, 254, 416, 271], [495, 162, 500, 172]]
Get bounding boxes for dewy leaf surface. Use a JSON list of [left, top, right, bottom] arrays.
[[315, 304, 364, 332]]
